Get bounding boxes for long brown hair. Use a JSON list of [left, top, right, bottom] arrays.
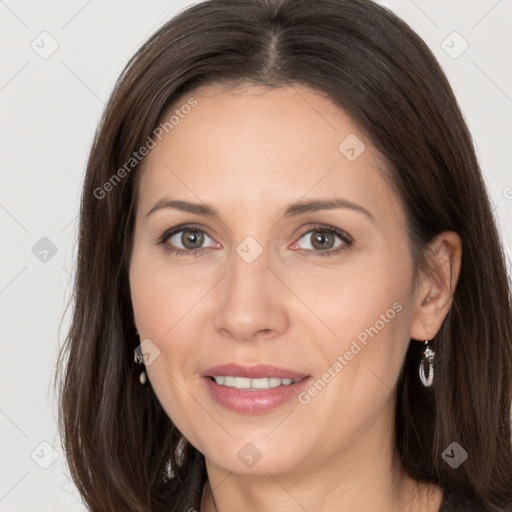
[[55, 0, 512, 510]]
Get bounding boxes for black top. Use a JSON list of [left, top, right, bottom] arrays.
[[438, 487, 485, 511]]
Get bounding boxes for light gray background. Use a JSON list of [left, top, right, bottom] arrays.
[[1, 0, 511, 510]]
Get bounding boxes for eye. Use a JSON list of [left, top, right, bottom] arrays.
[[156, 224, 218, 256], [293, 224, 353, 256], [155, 223, 353, 257]]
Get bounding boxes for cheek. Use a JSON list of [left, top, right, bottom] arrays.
[[292, 276, 413, 452], [129, 254, 217, 402], [130, 250, 213, 339], [298, 246, 415, 408], [129, 258, 209, 434], [295, 250, 413, 348]]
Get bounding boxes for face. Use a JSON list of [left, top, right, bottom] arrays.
[[129, 83, 418, 477]]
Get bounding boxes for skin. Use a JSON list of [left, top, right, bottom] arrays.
[[129, 83, 462, 512]]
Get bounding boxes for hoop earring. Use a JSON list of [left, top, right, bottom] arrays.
[[134, 331, 147, 385], [419, 339, 435, 388]]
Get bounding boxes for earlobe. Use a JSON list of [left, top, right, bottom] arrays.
[[409, 231, 462, 341]]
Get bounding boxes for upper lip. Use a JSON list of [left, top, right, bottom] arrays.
[[201, 363, 308, 380]]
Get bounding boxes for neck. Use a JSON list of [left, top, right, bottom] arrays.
[[199, 403, 443, 512], [201, 463, 442, 512]]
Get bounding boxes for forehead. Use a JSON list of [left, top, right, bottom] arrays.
[[163, 82, 360, 154], [136, 83, 399, 224]]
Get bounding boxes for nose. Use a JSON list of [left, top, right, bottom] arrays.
[[213, 247, 290, 343]]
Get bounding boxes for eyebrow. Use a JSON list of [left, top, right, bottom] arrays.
[[145, 197, 375, 223]]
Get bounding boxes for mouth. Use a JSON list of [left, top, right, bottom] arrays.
[[201, 363, 311, 414]]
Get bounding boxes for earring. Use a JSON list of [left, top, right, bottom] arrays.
[[134, 331, 147, 385], [419, 339, 435, 388]]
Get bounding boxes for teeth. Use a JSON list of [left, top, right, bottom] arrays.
[[212, 375, 301, 390], [269, 377, 282, 388], [235, 377, 251, 389], [224, 376, 235, 387]]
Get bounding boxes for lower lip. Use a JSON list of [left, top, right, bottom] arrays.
[[204, 376, 311, 414]]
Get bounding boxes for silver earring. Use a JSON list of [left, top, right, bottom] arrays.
[[134, 331, 147, 385], [419, 339, 435, 387]]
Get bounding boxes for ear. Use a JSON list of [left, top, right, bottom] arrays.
[[410, 231, 462, 341]]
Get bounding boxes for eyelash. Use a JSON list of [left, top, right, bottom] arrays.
[[155, 223, 353, 257]]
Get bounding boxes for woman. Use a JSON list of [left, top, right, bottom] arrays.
[[55, 0, 512, 510]]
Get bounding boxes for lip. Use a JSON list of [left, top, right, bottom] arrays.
[[201, 363, 311, 414]]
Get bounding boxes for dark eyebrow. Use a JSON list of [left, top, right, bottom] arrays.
[[282, 198, 374, 222], [146, 199, 217, 218], [145, 197, 375, 223]]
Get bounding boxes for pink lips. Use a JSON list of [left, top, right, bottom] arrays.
[[201, 363, 311, 414]]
